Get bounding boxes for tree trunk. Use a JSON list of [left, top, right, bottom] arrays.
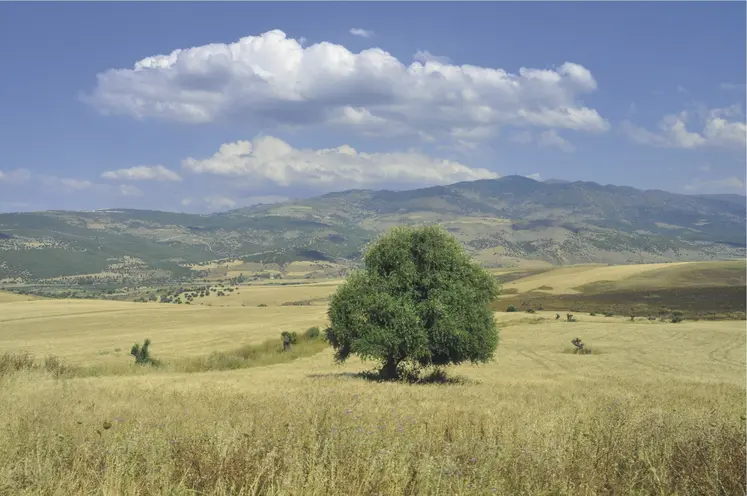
[[380, 356, 399, 380]]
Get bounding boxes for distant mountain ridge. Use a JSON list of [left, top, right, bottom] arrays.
[[0, 176, 744, 281]]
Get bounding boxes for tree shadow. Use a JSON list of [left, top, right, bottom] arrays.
[[306, 369, 475, 385]]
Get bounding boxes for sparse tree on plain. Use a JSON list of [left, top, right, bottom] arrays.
[[326, 225, 501, 380]]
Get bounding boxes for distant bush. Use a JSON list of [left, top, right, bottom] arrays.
[[506, 304, 517, 312], [258, 303, 267, 307], [526, 308, 536, 314], [589, 312, 597, 316], [303, 326, 321, 340], [130, 339, 158, 366], [604, 312, 614, 317], [281, 331, 298, 351], [569, 337, 592, 355]]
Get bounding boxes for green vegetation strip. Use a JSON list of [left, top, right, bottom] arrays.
[[0, 329, 329, 379]]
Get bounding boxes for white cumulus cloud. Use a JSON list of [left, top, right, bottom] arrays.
[[413, 50, 451, 64], [621, 105, 746, 151], [181, 135, 499, 189], [0, 168, 32, 185], [101, 165, 181, 182], [84, 30, 608, 147], [538, 129, 575, 152], [350, 28, 374, 38], [118, 184, 143, 197]]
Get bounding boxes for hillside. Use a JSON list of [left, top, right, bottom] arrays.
[[0, 176, 744, 281]]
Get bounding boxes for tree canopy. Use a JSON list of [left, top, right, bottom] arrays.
[[326, 225, 501, 379]]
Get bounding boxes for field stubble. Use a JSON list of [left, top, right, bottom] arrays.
[[0, 299, 744, 495]]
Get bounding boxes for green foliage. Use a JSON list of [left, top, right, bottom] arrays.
[[281, 331, 298, 345], [506, 304, 517, 312], [326, 225, 501, 379], [303, 326, 321, 340], [130, 339, 157, 366]]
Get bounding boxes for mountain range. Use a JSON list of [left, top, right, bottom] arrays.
[[0, 176, 744, 281]]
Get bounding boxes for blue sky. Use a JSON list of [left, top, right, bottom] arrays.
[[0, 2, 745, 213]]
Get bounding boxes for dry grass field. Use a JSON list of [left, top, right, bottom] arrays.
[[499, 260, 745, 295], [575, 260, 746, 293], [173, 281, 342, 308], [0, 262, 745, 494], [0, 290, 40, 303], [0, 300, 328, 366]]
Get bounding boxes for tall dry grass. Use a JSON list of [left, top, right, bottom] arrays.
[[0, 369, 744, 495], [0, 306, 744, 495]]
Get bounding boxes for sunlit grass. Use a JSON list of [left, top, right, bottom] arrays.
[[0, 311, 744, 494]]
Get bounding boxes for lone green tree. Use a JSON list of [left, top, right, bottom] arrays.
[[326, 225, 501, 379]]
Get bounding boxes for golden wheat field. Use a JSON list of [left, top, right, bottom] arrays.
[[193, 281, 342, 307], [500, 260, 746, 295], [0, 299, 328, 366], [0, 290, 39, 303], [1, 283, 745, 495]]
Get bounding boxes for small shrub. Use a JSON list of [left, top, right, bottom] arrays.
[[569, 337, 592, 355], [281, 331, 298, 351], [526, 308, 536, 314], [43, 355, 72, 378], [0, 352, 35, 375], [604, 312, 614, 317], [589, 312, 597, 316], [130, 339, 158, 366], [303, 326, 321, 340], [506, 304, 517, 312], [258, 303, 267, 307]]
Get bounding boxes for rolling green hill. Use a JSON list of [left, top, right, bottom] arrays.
[[0, 176, 744, 281]]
